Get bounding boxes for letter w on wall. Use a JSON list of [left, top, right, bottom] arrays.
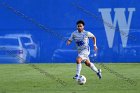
[[98, 8, 135, 48]]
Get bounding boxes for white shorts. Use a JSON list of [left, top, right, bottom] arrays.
[[78, 48, 90, 60]]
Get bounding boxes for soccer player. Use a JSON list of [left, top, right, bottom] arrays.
[[66, 20, 102, 80]]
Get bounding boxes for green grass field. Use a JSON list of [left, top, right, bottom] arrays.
[[0, 63, 139, 93]]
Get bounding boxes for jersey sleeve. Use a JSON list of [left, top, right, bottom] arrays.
[[68, 32, 74, 41], [87, 32, 95, 38]]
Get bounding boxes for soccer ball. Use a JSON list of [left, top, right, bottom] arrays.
[[77, 75, 86, 85]]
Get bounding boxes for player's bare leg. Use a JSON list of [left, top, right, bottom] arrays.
[[73, 57, 82, 79], [85, 60, 102, 79]]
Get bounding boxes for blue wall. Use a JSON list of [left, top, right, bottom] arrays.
[[0, 0, 139, 63]]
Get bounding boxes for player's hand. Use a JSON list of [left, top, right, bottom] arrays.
[[94, 46, 98, 51], [66, 40, 71, 45]]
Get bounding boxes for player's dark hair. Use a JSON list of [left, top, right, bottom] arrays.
[[76, 20, 85, 26]]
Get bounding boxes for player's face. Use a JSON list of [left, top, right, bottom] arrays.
[[77, 23, 84, 32]]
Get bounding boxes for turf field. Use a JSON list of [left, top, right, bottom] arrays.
[[0, 63, 139, 93]]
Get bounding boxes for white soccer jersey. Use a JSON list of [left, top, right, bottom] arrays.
[[69, 30, 95, 52], [69, 30, 95, 60]]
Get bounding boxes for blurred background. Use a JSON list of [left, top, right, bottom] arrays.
[[0, 0, 139, 63]]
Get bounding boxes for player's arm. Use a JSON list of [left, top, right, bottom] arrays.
[[92, 36, 98, 51], [87, 32, 98, 51], [66, 33, 73, 46]]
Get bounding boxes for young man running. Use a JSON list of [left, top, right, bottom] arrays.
[[66, 20, 102, 80]]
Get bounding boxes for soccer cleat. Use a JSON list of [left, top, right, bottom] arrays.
[[73, 74, 79, 80], [97, 69, 102, 79]]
